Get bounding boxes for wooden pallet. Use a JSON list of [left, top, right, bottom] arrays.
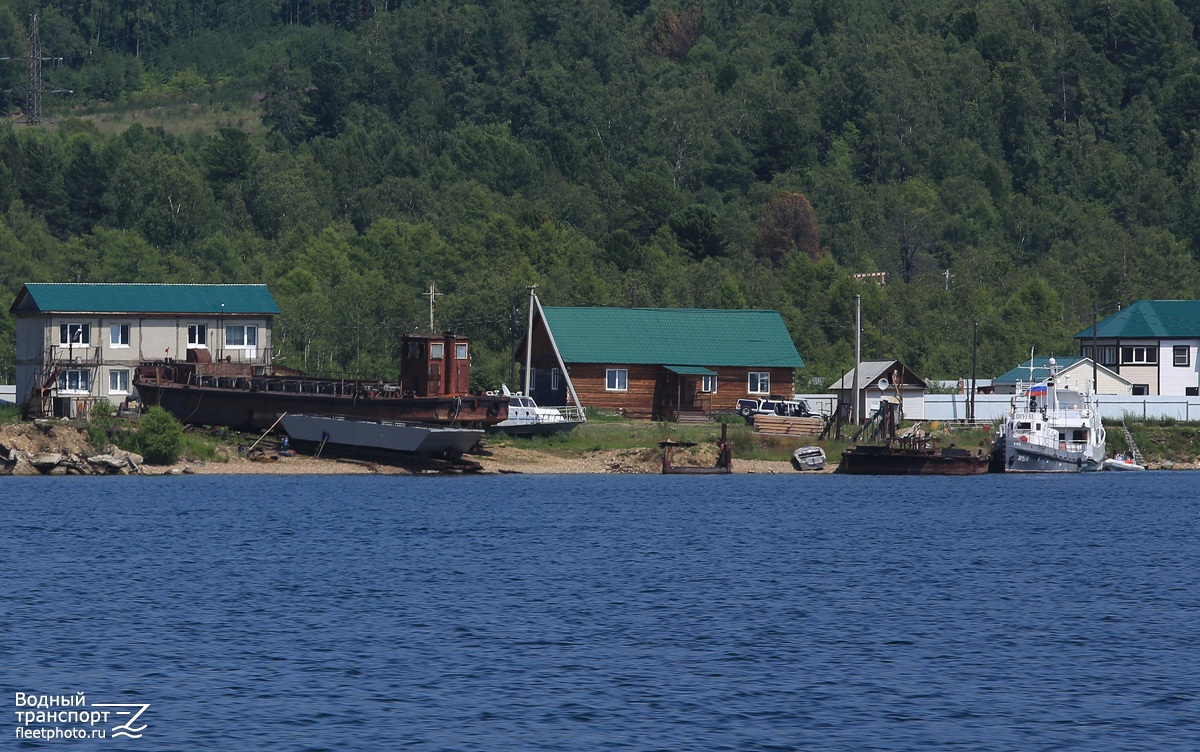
[[753, 415, 826, 437]]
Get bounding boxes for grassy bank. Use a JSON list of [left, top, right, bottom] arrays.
[[1108, 419, 1200, 466]]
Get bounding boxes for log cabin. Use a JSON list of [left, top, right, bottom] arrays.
[[517, 305, 805, 421]]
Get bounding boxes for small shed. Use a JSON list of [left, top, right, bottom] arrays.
[[830, 359, 929, 422]]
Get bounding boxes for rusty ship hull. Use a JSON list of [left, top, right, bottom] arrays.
[[134, 363, 507, 431], [836, 444, 991, 476]]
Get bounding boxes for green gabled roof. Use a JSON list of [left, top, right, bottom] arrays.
[[1075, 300, 1200, 339], [541, 307, 804, 368], [10, 283, 280, 315], [993, 356, 1085, 385]]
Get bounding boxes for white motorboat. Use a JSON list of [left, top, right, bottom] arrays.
[[1102, 455, 1145, 471], [996, 357, 1106, 473], [487, 385, 585, 436]]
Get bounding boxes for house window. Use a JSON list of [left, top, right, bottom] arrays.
[[1100, 346, 1117, 366], [455, 343, 468, 360], [59, 323, 90, 346], [225, 325, 258, 349], [1081, 345, 1092, 360], [188, 324, 207, 348], [551, 368, 560, 390], [1174, 346, 1190, 367], [748, 372, 770, 394], [1121, 346, 1157, 365], [58, 370, 90, 393], [110, 324, 130, 348], [606, 368, 628, 391], [1187, 387, 1199, 397], [1132, 384, 1150, 396], [109, 369, 130, 394], [701, 374, 717, 393], [430, 343, 444, 360]]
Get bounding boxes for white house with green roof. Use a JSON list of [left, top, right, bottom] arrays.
[[991, 356, 1131, 396], [10, 283, 280, 417], [1075, 300, 1200, 396], [518, 306, 804, 420]]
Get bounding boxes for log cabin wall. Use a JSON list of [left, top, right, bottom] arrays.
[[560, 363, 796, 419]]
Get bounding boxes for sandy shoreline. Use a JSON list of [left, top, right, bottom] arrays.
[[157, 443, 802, 476]]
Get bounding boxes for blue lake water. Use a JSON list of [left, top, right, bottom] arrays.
[[3, 472, 1198, 751]]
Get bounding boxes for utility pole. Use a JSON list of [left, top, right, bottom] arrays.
[[1, 15, 71, 126], [423, 281, 442, 333], [523, 285, 538, 396], [852, 294, 861, 425], [970, 320, 978, 423]]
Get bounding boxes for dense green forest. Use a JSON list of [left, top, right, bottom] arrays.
[[3, 0, 1200, 393]]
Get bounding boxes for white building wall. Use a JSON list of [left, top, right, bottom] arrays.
[[1159, 340, 1200, 396]]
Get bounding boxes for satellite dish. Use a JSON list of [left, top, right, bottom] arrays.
[[877, 378, 890, 391]]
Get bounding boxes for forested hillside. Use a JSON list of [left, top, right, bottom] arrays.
[[3, 0, 1200, 391]]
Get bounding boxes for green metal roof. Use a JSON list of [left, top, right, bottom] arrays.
[[993, 356, 1085, 385], [664, 365, 717, 376], [541, 307, 804, 368], [10, 283, 280, 315], [1074, 300, 1200, 339]]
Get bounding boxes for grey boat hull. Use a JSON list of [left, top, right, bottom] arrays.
[[280, 414, 483, 457], [1004, 441, 1103, 473]]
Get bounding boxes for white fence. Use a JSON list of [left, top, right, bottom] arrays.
[[924, 394, 1200, 423], [795, 392, 1200, 422], [0, 385, 14, 405]]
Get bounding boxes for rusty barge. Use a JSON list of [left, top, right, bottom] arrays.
[[133, 332, 508, 431]]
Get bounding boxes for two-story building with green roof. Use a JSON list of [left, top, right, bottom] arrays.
[[518, 305, 805, 420], [11, 283, 280, 417], [1074, 300, 1200, 396]]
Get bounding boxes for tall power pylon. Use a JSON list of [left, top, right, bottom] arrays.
[[1, 14, 69, 126]]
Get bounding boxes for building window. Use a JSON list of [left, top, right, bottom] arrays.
[[430, 343, 444, 360], [1100, 346, 1117, 366], [551, 368, 560, 390], [59, 323, 90, 347], [606, 368, 628, 391], [110, 324, 130, 348], [109, 369, 130, 394], [1132, 384, 1150, 396], [701, 374, 717, 393], [1187, 387, 1199, 397], [225, 325, 258, 349], [188, 324, 207, 348], [1174, 346, 1190, 367], [748, 372, 770, 394], [1121, 346, 1157, 365], [455, 343, 468, 360], [1081, 345, 1092, 360], [58, 370, 90, 393]]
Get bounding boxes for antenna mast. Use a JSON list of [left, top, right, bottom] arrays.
[[423, 282, 443, 333]]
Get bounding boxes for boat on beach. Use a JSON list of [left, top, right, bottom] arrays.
[[279, 413, 483, 459], [133, 332, 508, 431], [995, 357, 1106, 473], [487, 385, 585, 436]]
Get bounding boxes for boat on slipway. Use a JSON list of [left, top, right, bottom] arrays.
[[279, 414, 483, 468], [995, 357, 1106, 473]]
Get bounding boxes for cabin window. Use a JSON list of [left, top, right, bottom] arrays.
[[59, 323, 90, 347], [701, 375, 717, 393], [430, 343, 444, 360], [188, 324, 207, 348], [455, 343, 468, 360], [1132, 384, 1149, 395], [1187, 387, 1199, 396], [748, 372, 770, 394], [606, 368, 628, 391], [109, 369, 130, 394], [109, 324, 130, 348], [1016, 421, 1032, 430], [1121, 346, 1156, 365], [58, 370, 90, 393], [406, 341, 424, 359], [1174, 346, 1190, 367], [225, 325, 258, 349], [551, 368, 560, 390]]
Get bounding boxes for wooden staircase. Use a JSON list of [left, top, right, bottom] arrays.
[[1120, 420, 1145, 465]]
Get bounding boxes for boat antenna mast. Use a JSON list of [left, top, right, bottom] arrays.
[[423, 281, 443, 333]]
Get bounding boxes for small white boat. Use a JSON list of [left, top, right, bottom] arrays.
[[487, 385, 585, 436], [1102, 456, 1145, 471], [792, 445, 826, 471]]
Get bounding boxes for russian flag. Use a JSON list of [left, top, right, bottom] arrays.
[[1028, 384, 1047, 396]]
